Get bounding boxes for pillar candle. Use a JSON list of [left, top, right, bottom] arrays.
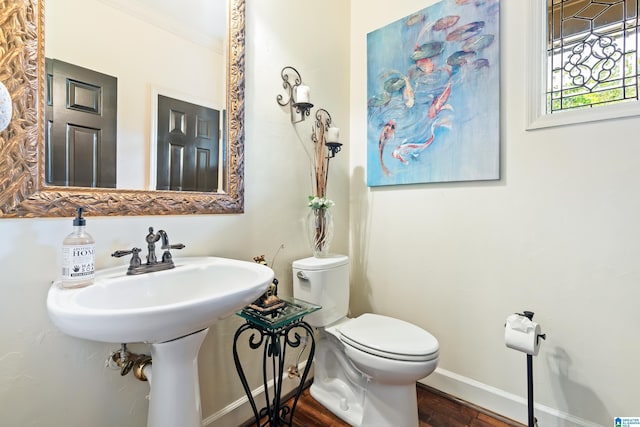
[[296, 85, 310, 104], [326, 127, 340, 143]]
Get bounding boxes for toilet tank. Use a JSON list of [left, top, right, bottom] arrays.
[[292, 255, 349, 327]]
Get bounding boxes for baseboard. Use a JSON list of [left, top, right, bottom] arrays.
[[420, 368, 604, 427], [202, 361, 310, 427], [204, 363, 603, 427]]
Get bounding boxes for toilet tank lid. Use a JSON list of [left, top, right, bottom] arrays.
[[292, 255, 349, 270]]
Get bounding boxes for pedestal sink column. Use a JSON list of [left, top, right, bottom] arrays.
[[147, 328, 209, 427]]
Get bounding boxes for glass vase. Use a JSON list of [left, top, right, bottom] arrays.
[[306, 207, 334, 258]]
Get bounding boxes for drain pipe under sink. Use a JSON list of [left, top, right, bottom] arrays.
[[134, 356, 153, 382]]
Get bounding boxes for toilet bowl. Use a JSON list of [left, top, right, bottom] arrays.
[[293, 255, 439, 427]]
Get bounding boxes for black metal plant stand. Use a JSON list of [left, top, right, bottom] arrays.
[[233, 297, 320, 427]]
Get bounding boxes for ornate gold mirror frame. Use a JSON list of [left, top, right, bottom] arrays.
[[0, 0, 245, 217]]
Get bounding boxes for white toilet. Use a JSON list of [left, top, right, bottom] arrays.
[[292, 254, 439, 427]]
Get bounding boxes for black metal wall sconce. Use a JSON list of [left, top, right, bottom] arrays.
[[313, 108, 342, 159], [276, 66, 314, 124], [277, 65, 343, 161]]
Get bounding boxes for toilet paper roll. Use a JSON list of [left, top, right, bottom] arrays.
[[504, 314, 542, 356]]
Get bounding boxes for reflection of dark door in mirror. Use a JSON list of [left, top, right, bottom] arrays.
[[45, 59, 117, 188], [156, 95, 220, 192]]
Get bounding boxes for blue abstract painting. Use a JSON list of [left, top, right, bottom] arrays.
[[367, 0, 500, 186]]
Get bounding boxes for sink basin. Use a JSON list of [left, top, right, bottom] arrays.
[[47, 256, 274, 427], [47, 256, 273, 343]]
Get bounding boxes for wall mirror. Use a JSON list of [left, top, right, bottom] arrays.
[[0, 0, 245, 217]]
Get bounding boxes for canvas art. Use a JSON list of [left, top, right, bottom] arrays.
[[367, 0, 500, 186]]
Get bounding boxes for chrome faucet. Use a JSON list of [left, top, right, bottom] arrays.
[[112, 227, 185, 275]]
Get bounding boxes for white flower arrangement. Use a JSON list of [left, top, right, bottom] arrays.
[[308, 196, 335, 210]]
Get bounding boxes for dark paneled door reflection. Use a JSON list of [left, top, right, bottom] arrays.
[[156, 95, 220, 192], [45, 58, 117, 188]]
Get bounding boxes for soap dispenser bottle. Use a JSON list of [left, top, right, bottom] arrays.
[[61, 207, 95, 288]]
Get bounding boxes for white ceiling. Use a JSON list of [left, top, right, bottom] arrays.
[[97, 0, 227, 51]]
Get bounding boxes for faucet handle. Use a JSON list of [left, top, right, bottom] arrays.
[[112, 248, 142, 258], [112, 249, 134, 258], [161, 244, 184, 263], [112, 248, 142, 268]]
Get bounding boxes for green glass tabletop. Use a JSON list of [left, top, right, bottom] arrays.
[[237, 296, 321, 330]]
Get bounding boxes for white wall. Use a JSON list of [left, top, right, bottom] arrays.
[[349, 0, 639, 425], [0, 0, 350, 426]]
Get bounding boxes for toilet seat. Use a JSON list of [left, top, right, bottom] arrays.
[[335, 314, 439, 362]]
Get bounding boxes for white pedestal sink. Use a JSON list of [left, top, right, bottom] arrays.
[[47, 257, 273, 427]]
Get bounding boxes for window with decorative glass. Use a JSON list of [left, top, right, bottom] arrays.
[[548, 0, 638, 111], [527, 0, 640, 129]]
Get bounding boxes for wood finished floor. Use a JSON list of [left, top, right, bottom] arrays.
[[264, 384, 525, 427]]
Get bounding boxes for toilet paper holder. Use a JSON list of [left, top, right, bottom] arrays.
[[518, 311, 546, 344], [506, 310, 547, 427]]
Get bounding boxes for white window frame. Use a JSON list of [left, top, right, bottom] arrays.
[[526, 0, 640, 130]]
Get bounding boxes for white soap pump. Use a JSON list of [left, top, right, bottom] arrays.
[[61, 207, 95, 288]]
